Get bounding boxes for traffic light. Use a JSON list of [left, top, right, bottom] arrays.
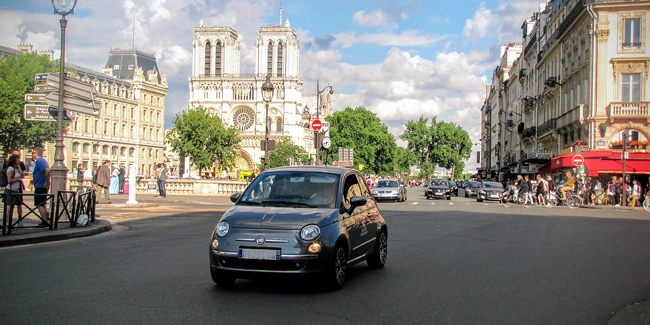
[[574, 140, 582, 155]]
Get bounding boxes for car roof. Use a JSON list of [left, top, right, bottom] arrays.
[[261, 165, 355, 176]]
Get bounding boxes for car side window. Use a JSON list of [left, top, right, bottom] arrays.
[[356, 174, 371, 198], [342, 174, 362, 206]]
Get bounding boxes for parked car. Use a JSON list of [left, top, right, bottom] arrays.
[[372, 178, 407, 202], [464, 181, 481, 198], [209, 166, 388, 290], [426, 178, 452, 200], [477, 181, 505, 202]]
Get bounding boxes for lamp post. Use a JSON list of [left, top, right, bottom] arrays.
[[51, 0, 78, 196], [261, 75, 274, 171], [316, 81, 333, 165]]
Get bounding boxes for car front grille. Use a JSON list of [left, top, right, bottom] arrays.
[[217, 257, 306, 271]]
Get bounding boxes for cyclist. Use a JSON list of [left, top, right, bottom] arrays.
[[560, 170, 575, 200]]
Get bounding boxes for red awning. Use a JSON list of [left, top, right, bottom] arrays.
[[537, 150, 650, 175]]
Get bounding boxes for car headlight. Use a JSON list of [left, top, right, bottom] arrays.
[[372, 191, 378, 195], [216, 221, 229, 237], [300, 225, 321, 241], [393, 190, 400, 195], [479, 190, 486, 195]]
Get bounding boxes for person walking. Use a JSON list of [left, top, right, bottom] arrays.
[[157, 163, 168, 198], [31, 148, 50, 227], [109, 165, 120, 195], [118, 163, 126, 194], [629, 179, 641, 207], [95, 160, 112, 204], [4, 154, 24, 227], [76, 163, 85, 192]]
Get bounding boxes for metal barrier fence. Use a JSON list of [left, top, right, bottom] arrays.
[[1, 188, 96, 236]]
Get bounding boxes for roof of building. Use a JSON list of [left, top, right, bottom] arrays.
[[104, 48, 160, 81], [0, 45, 23, 59]]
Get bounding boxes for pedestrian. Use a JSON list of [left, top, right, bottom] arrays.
[[95, 160, 112, 204], [629, 179, 641, 207], [156, 163, 168, 198], [535, 174, 548, 205], [607, 178, 617, 206], [109, 164, 120, 195], [2, 149, 27, 198], [118, 163, 126, 194], [76, 163, 85, 191], [31, 148, 50, 227], [3, 154, 25, 227]]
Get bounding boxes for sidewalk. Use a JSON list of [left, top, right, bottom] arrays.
[[0, 193, 235, 248]]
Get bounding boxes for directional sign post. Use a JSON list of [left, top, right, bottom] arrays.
[[572, 155, 585, 167], [23, 104, 74, 122], [24, 93, 47, 102]]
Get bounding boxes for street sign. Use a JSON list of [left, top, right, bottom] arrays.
[[44, 92, 99, 116], [23, 104, 73, 122], [321, 121, 330, 133], [34, 84, 56, 92], [572, 155, 584, 166], [46, 73, 99, 100], [47, 107, 73, 121], [35, 73, 48, 81], [332, 161, 353, 167], [312, 119, 322, 131], [24, 93, 47, 102]]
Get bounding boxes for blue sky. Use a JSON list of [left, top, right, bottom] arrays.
[[0, 0, 543, 171]]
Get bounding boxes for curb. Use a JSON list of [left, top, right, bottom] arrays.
[[0, 219, 112, 248], [608, 300, 650, 325]]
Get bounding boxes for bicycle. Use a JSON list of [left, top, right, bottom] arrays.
[[643, 192, 650, 212], [500, 186, 518, 207], [545, 186, 583, 209]]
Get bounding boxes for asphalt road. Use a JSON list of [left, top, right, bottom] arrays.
[[1, 187, 649, 325]]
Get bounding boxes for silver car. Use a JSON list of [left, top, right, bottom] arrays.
[[371, 179, 407, 202], [209, 166, 388, 290]]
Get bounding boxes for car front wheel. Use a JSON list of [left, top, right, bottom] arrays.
[[368, 231, 387, 269], [326, 244, 348, 290]]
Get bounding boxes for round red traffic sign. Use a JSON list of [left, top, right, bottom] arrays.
[[312, 119, 322, 131], [572, 155, 584, 166]]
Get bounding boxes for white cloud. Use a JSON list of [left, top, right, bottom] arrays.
[[464, 0, 543, 43], [334, 30, 445, 48], [353, 10, 397, 29], [463, 3, 493, 40]]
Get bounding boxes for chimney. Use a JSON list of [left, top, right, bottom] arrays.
[[17, 44, 34, 53], [41, 50, 55, 61]]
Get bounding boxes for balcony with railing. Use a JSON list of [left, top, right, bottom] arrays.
[[556, 104, 586, 129], [606, 102, 650, 122], [522, 126, 536, 140], [537, 118, 557, 138]]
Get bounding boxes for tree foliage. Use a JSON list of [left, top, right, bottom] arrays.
[[268, 139, 309, 168], [0, 53, 59, 155], [325, 107, 397, 175], [166, 106, 240, 173], [400, 116, 472, 179], [394, 146, 415, 176]]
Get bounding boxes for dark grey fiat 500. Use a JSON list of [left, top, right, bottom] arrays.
[[209, 166, 388, 289]]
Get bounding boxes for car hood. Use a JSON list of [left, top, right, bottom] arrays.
[[481, 188, 503, 193], [428, 186, 449, 190], [222, 205, 337, 229], [374, 187, 401, 191]]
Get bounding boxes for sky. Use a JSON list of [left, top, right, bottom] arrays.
[[0, 0, 544, 171]]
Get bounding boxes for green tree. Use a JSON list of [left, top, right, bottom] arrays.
[[400, 116, 472, 180], [394, 146, 415, 176], [166, 106, 240, 173], [325, 107, 397, 175], [0, 52, 59, 155], [268, 139, 309, 168]]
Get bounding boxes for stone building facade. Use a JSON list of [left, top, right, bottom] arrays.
[[187, 18, 320, 177]]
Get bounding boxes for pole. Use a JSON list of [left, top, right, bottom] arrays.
[[316, 80, 320, 165], [264, 102, 269, 170], [622, 132, 627, 205], [51, 16, 68, 196]]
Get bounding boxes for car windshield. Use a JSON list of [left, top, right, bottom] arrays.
[[483, 182, 504, 189], [238, 171, 339, 208], [468, 181, 480, 188], [430, 180, 448, 186], [377, 180, 399, 188]]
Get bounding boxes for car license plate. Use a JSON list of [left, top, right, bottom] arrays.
[[435, 192, 443, 195], [238, 249, 281, 260], [490, 194, 499, 198]]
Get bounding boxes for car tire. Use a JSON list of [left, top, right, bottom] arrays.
[[465, 193, 469, 198], [210, 268, 236, 287], [447, 196, 451, 200], [326, 244, 348, 290], [477, 198, 483, 202], [367, 230, 388, 269]]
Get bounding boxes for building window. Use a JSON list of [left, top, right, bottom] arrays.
[[131, 107, 135, 118], [215, 41, 222, 75], [83, 143, 89, 153], [277, 42, 283, 77], [102, 145, 108, 154], [113, 123, 117, 136], [72, 142, 79, 151], [233, 108, 255, 130], [128, 65, 134, 70], [624, 18, 641, 48], [113, 65, 119, 70], [275, 118, 283, 133], [621, 73, 641, 102], [104, 121, 108, 135], [205, 42, 211, 75], [95, 120, 99, 133], [267, 41, 273, 76], [93, 144, 99, 154]]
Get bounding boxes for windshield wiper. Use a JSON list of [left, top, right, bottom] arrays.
[[239, 201, 261, 206], [261, 200, 317, 208]]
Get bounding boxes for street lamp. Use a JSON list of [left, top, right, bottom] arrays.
[[51, 0, 78, 196], [261, 75, 274, 171], [316, 81, 333, 165]]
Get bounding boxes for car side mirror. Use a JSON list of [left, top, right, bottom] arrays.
[[341, 196, 368, 214], [230, 193, 241, 203]]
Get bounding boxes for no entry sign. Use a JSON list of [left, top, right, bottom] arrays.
[[312, 119, 322, 131], [572, 155, 584, 166]]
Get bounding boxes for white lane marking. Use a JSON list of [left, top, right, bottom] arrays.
[[449, 202, 454, 205], [412, 202, 418, 205], [431, 202, 435, 206]]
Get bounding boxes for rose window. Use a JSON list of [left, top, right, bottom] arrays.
[[233, 108, 255, 130]]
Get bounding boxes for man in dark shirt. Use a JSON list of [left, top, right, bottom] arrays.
[[118, 163, 126, 194]]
